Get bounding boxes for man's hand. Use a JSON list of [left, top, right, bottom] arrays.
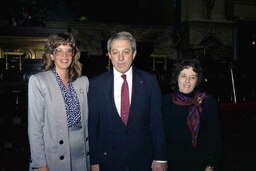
[[91, 164, 100, 171], [151, 161, 168, 171]]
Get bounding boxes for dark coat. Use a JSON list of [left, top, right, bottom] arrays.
[[162, 92, 222, 171]]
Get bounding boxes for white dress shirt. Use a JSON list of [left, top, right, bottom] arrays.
[[113, 67, 133, 116]]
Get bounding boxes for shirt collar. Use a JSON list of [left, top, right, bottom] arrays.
[[113, 66, 133, 80]]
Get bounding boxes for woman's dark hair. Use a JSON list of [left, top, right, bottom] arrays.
[[170, 58, 203, 91]]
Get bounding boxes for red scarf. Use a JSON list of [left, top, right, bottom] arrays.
[[172, 91, 207, 148]]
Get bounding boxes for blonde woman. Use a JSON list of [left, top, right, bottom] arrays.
[[28, 33, 90, 171]]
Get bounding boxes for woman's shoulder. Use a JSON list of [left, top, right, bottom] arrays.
[[163, 92, 173, 98], [29, 70, 51, 81], [162, 92, 173, 103], [77, 75, 89, 83], [203, 93, 219, 106], [74, 76, 89, 86], [28, 71, 53, 90]]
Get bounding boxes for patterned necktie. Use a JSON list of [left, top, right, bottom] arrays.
[[121, 74, 130, 125]]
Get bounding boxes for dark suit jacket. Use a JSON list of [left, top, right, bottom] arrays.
[[88, 67, 167, 171]]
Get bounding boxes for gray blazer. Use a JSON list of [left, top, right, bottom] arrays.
[[28, 70, 89, 171]]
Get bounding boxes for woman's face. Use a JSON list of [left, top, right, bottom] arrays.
[[51, 44, 74, 72], [178, 66, 198, 94]]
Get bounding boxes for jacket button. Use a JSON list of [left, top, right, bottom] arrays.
[[59, 140, 64, 144], [60, 155, 64, 160]]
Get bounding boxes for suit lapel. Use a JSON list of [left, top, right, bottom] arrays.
[[128, 69, 144, 124], [104, 71, 121, 120], [73, 77, 88, 124]]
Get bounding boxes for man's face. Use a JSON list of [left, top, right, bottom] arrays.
[[108, 39, 136, 73]]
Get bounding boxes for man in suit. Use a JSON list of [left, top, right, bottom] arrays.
[[88, 31, 168, 171]]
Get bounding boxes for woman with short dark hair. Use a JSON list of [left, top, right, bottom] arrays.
[[162, 58, 221, 171]]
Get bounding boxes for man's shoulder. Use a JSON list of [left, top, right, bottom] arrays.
[[90, 70, 112, 82], [133, 67, 155, 77]]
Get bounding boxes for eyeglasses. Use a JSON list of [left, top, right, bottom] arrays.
[[53, 48, 74, 56]]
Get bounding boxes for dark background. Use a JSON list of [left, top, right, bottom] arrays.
[[0, 0, 168, 25], [0, 0, 256, 171]]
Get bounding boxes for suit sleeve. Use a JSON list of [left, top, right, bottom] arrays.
[[88, 79, 100, 165], [204, 97, 222, 168], [150, 75, 168, 161], [28, 74, 47, 168]]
